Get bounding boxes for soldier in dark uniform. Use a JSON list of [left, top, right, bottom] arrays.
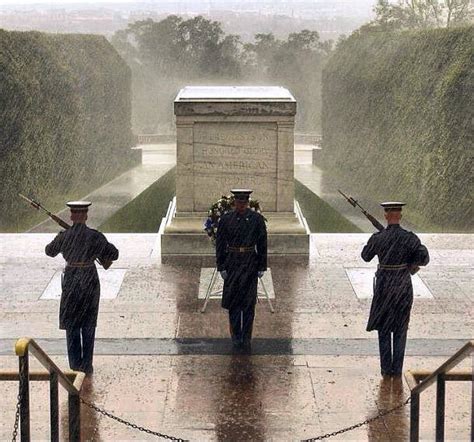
[[361, 202, 429, 376], [45, 201, 119, 374], [216, 189, 267, 349]]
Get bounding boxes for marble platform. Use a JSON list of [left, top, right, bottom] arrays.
[[0, 232, 472, 440]]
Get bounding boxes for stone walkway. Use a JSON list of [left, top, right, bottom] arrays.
[[0, 143, 472, 440], [0, 232, 472, 440], [29, 145, 175, 233]]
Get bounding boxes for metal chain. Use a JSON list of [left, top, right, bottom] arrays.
[[302, 396, 411, 441], [10, 392, 21, 442], [80, 397, 188, 441], [11, 359, 26, 442]]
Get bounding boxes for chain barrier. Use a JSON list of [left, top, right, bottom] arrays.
[[11, 359, 26, 442], [10, 368, 408, 442], [10, 391, 21, 442], [301, 396, 411, 441], [80, 397, 188, 441]]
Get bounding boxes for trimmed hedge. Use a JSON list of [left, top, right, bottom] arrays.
[[0, 30, 138, 231], [321, 26, 473, 231]]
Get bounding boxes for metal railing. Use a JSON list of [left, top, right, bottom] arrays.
[[0, 337, 86, 441], [404, 340, 473, 441]]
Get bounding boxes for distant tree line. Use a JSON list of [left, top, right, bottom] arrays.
[[371, 0, 473, 30], [111, 16, 333, 133], [110, 4, 473, 134]]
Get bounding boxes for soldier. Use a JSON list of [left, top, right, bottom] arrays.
[[216, 189, 267, 350], [45, 201, 118, 374], [361, 202, 429, 376]]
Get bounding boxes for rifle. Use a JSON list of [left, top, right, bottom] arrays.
[[19, 194, 111, 269], [338, 189, 419, 275], [338, 189, 384, 231]]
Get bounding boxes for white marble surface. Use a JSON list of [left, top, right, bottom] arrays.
[[40, 268, 128, 300], [345, 267, 433, 299], [176, 86, 296, 101], [198, 267, 275, 299]]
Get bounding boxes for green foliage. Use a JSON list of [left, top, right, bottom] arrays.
[[99, 172, 360, 234], [243, 29, 331, 132], [321, 26, 474, 231], [295, 180, 362, 233], [111, 16, 243, 132], [111, 17, 332, 133], [99, 167, 176, 233], [0, 30, 138, 231], [371, 0, 473, 31]]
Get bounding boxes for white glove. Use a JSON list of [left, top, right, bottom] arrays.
[[220, 270, 228, 280], [258, 271, 265, 278]]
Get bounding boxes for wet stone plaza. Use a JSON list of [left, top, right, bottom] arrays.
[[0, 229, 472, 440], [0, 143, 472, 441]]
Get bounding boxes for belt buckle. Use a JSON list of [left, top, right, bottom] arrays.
[[239, 247, 244, 253]]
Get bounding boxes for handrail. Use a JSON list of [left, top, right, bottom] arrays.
[[15, 337, 84, 394], [405, 340, 473, 442], [409, 340, 473, 394], [13, 337, 85, 441]]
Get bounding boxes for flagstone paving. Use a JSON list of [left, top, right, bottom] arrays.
[[0, 143, 472, 440], [0, 231, 472, 440]]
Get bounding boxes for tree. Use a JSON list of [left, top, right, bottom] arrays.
[[372, 0, 473, 30]]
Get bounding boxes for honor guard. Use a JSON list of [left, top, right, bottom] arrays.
[[45, 201, 119, 374], [216, 189, 268, 350], [361, 202, 429, 376]]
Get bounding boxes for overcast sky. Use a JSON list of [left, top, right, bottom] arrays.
[[0, 0, 377, 5]]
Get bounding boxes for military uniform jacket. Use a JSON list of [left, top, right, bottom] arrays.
[[362, 224, 429, 332], [216, 209, 267, 310], [45, 223, 119, 329]]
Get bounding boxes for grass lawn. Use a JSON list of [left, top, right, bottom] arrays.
[[295, 179, 362, 233], [99, 167, 176, 233], [99, 171, 361, 233]]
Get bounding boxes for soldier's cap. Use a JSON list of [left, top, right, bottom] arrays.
[[230, 189, 253, 201], [380, 201, 406, 211], [66, 201, 91, 212]]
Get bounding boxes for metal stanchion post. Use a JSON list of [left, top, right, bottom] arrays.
[[435, 374, 446, 441], [410, 391, 420, 442], [50, 372, 59, 442], [19, 353, 30, 442], [68, 393, 81, 442]]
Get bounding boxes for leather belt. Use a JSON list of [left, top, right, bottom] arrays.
[[66, 261, 95, 268], [378, 263, 409, 270], [228, 246, 255, 253]]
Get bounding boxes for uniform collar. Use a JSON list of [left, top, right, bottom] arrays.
[[235, 208, 250, 217], [386, 224, 400, 229]]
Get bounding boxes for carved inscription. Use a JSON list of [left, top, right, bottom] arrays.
[[193, 122, 277, 211]]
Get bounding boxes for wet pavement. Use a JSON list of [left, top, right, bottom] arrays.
[[1, 143, 472, 440], [28, 145, 175, 233], [0, 231, 472, 440]]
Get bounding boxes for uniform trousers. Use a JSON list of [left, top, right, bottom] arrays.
[[66, 326, 96, 373], [378, 327, 408, 375], [229, 304, 256, 345]]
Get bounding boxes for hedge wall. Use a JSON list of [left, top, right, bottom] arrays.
[[321, 26, 473, 231], [0, 30, 138, 231]]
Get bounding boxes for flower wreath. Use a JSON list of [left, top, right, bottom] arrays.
[[203, 194, 266, 242]]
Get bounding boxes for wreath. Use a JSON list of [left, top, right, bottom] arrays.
[[203, 194, 265, 242]]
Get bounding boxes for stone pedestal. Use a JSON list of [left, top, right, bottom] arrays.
[[161, 86, 309, 256]]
